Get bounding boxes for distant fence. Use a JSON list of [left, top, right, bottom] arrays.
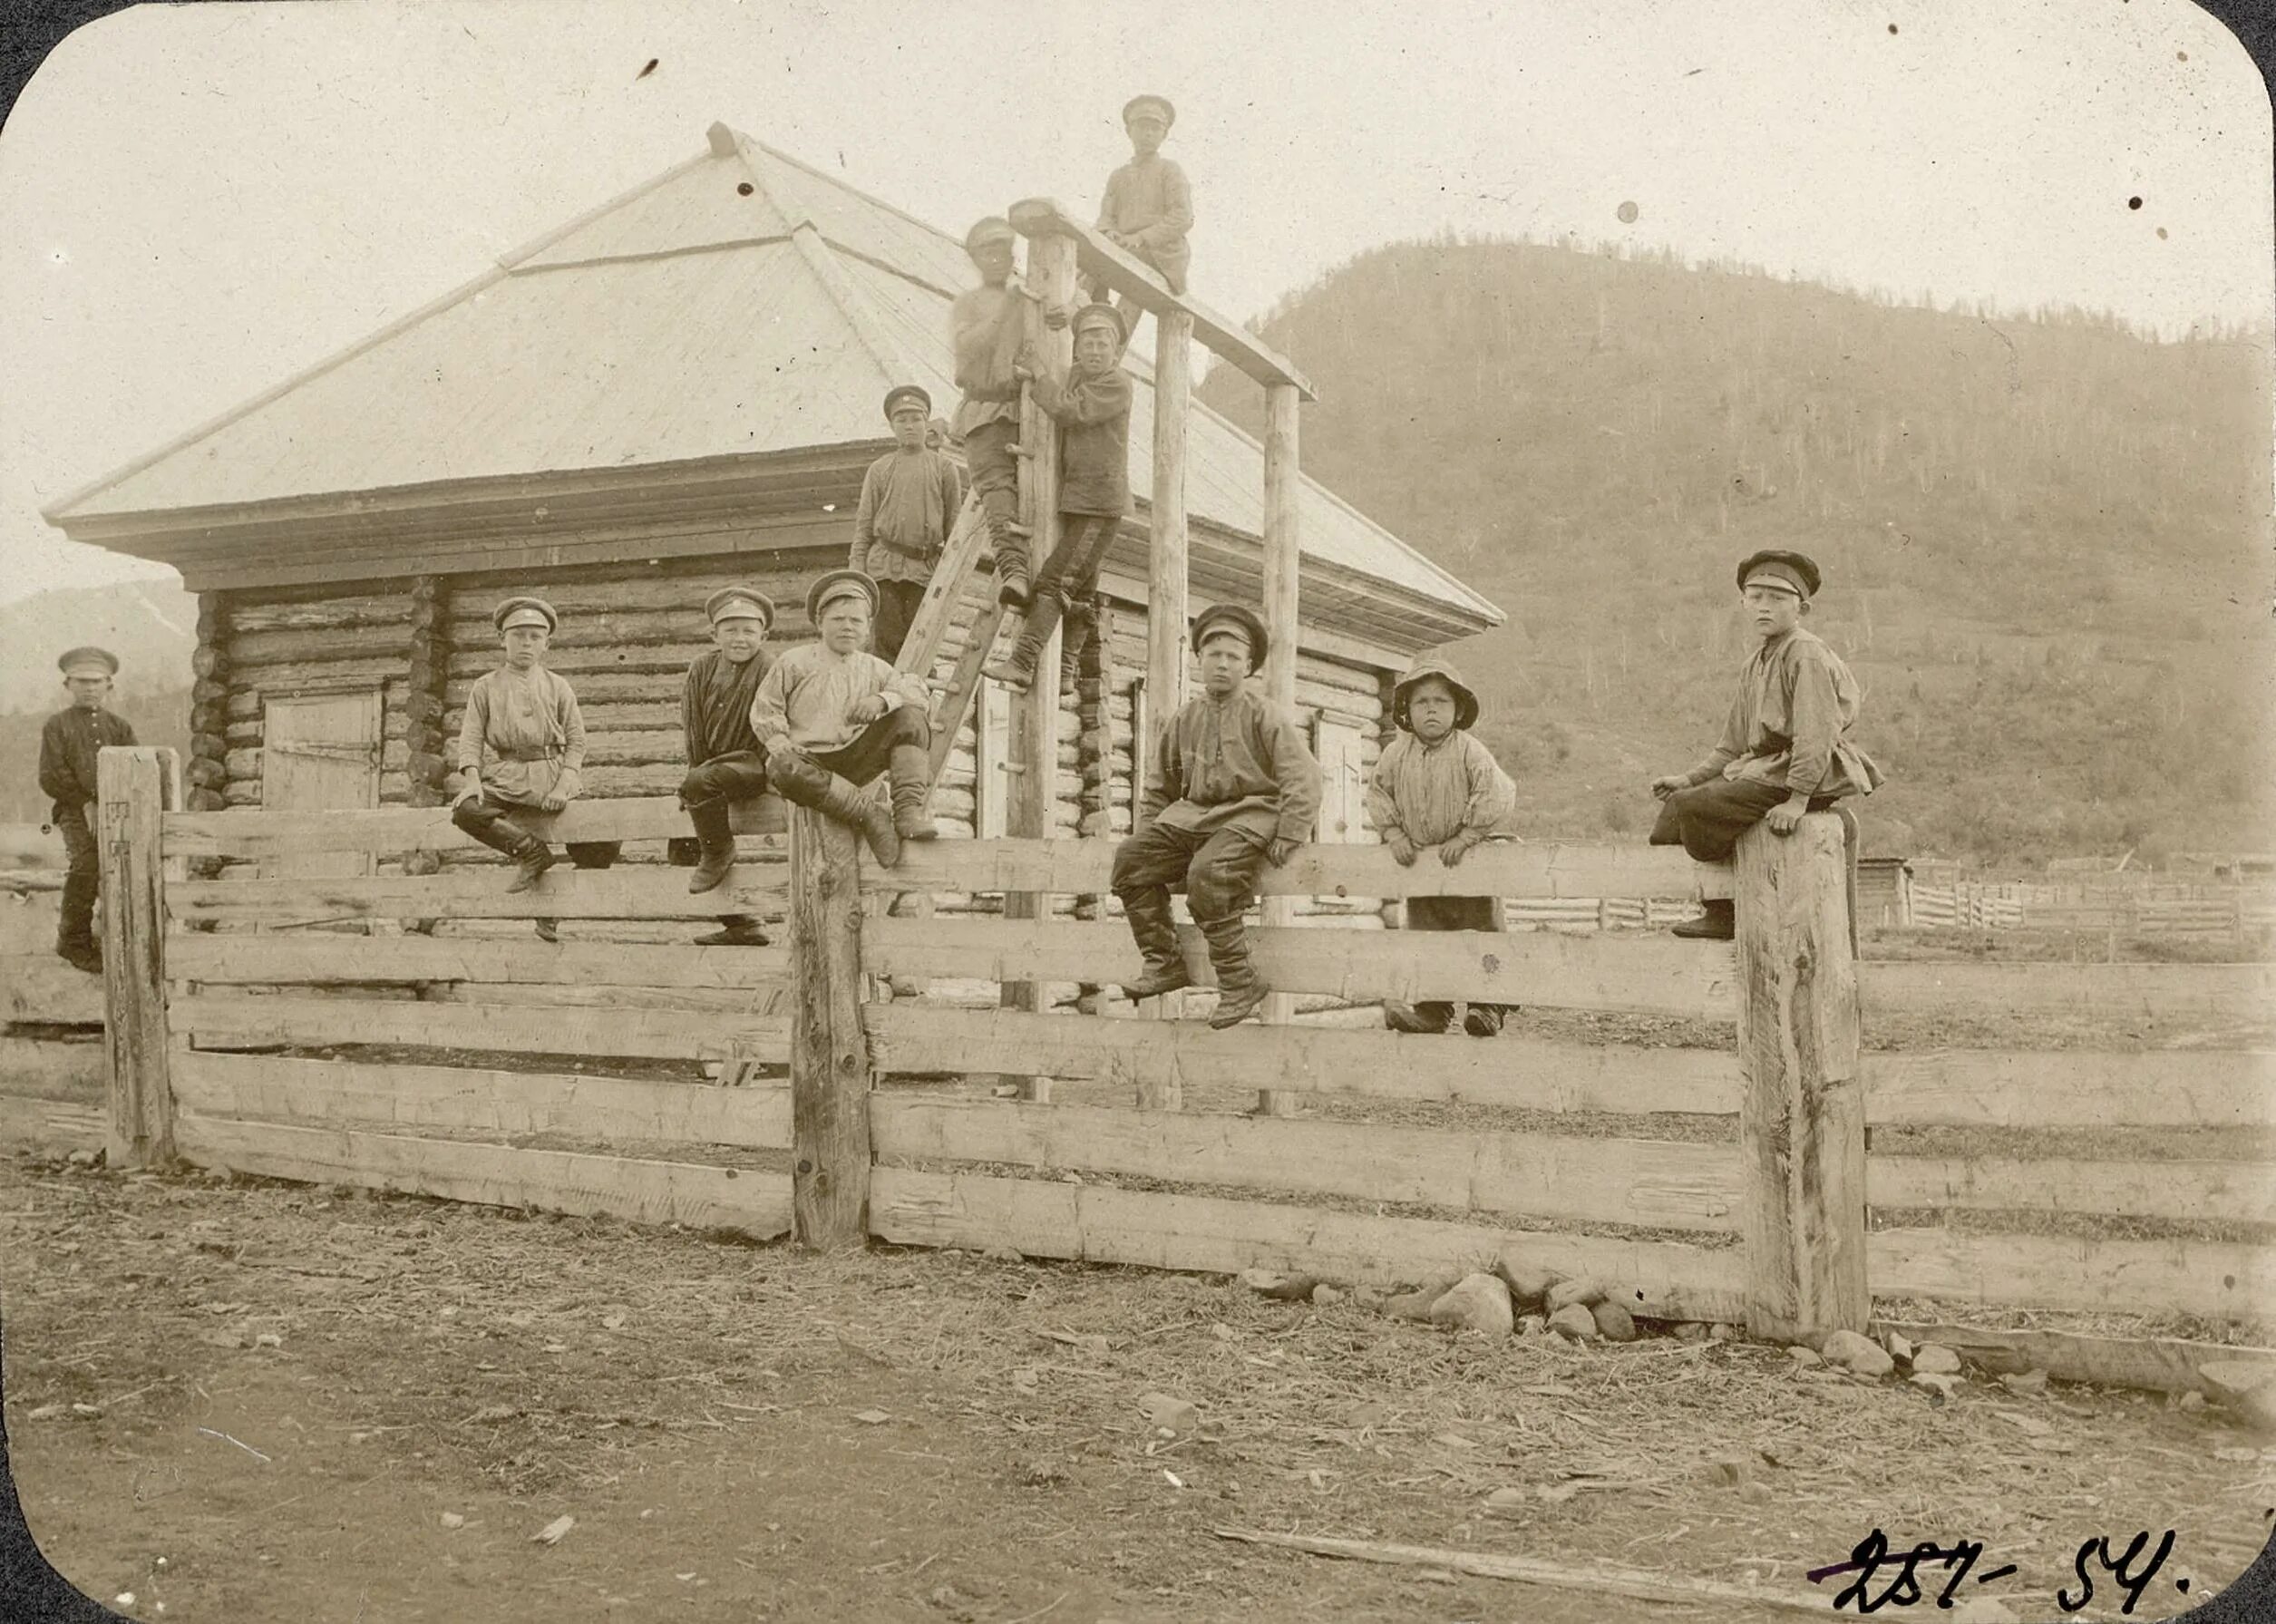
[[20, 746, 2274, 1396], [1905, 880, 2276, 942]]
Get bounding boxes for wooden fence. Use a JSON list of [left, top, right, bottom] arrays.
[[1907, 880, 2276, 941], [57, 746, 2276, 1394]]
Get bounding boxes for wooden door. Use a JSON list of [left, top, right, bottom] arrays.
[[262, 688, 383, 879], [1313, 718, 1369, 845], [977, 679, 1014, 841]]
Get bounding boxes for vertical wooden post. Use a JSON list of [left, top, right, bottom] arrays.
[[1000, 231, 1080, 1103], [1136, 309, 1198, 1067], [789, 806, 872, 1249], [1735, 812, 1867, 1341], [1255, 383, 1303, 1115], [97, 746, 178, 1167]]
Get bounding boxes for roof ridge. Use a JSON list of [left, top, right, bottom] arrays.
[[725, 127, 971, 260]]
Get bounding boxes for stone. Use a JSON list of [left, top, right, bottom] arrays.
[[1823, 1329, 1895, 1377], [1911, 1343, 1961, 1376], [1786, 1346, 1824, 1368], [1547, 1304, 1599, 1341], [1544, 1277, 1608, 1313], [1494, 1259, 1560, 1310], [1707, 1323, 1739, 1343], [1137, 1393, 1200, 1435], [1884, 1331, 1913, 1363], [1999, 1368, 2049, 1396], [66, 1150, 96, 1169], [1590, 1300, 1638, 1343], [1517, 1313, 1547, 1337], [1428, 1273, 1515, 1338], [1240, 1268, 1318, 1301], [1673, 1322, 1709, 1344], [2176, 1390, 2207, 1413], [1911, 1373, 1960, 1404], [1384, 1287, 1444, 1322], [1310, 1283, 1346, 1307], [440, 1512, 465, 1530]]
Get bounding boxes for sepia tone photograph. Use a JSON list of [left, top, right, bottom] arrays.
[[0, 0, 2271, 1618]]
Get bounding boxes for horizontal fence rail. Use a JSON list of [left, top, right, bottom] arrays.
[[161, 795, 789, 858]]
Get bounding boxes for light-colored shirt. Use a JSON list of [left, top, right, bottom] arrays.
[[1687, 626, 1882, 799], [1097, 155, 1192, 293], [454, 665, 588, 804], [1141, 685, 1320, 846], [948, 281, 1026, 441], [750, 641, 931, 755], [1367, 731, 1516, 849], [851, 447, 965, 584]]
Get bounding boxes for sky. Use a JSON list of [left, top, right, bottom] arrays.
[[0, 0, 2267, 606]]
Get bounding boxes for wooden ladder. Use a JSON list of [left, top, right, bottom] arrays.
[[891, 487, 1032, 781]]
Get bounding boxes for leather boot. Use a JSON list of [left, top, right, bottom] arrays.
[[695, 917, 771, 947], [991, 521, 1030, 608], [821, 773, 900, 869], [888, 744, 939, 843], [985, 590, 1063, 692], [1671, 898, 1735, 940], [56, 870, 101, 973], [685, 797, 737, 894], [504, 831, 557, 895], [1118, 891, 1192, 1000], [1200, 915, 1270, 1029]]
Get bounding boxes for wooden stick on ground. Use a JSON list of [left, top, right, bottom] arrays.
[[1210, 1528, 1833, 1616]]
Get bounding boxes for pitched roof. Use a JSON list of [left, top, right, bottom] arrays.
[[47, 125, 1499, 627]]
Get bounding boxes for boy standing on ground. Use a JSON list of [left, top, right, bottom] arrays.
[[851, 385, 964, 663], [986, 303, 1132, 693], [1649, 549, 1882, 939], [949, 217, 1044, 610], [451, 598, 620, 934], [1094, 93, 1191, 304], [38, 647, 134, 974], [750, 570, 938, 869], [1111, 605, 1318, 1029], [677, 586, 776, 946], [1367, 654, 1520, 1036]]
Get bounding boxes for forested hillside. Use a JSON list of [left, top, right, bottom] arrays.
[[1201, 238, 2274, 863]]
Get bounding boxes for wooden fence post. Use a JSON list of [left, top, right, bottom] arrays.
[[1139, 308, 1197, 1087], [789, 806, 871, 1249], [1735, 812, 1866, 1341], [1255, 382, 1302, 1116], [97, 746, 178, 1167]]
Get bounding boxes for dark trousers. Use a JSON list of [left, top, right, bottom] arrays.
[[452, 793, 621, 868], [1648, 778, 1836, 863], [1404, 894, 1510, 1026], [1007, 513, 1114, 668], [676, 752, 771, 930], [872, 578, 926, 665], [53, 802, 97, 954], [769, 706, 929, 806], [1110, 821, 1269, 925], [964, 419, 1021, 570]]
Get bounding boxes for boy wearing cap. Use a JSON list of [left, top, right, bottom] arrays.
[[1367, 654, 1520, 1036], [1649, 549, 1883, 940], [986, 302, 1133, 693], [1094, 94, 1191, 302], [451, 598, 619, 913], [949, 217, 1046, 609], [1111, 604, 1318, 1029], [676, 586, 777, 946], [751, 570, 937, 868], [851, 385, 965, 663], [38, 647, 135, 973]]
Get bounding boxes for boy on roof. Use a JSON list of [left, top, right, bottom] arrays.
[[949, 217, 1046, 611], [986, 303, 1133, 693], [1094, 93, 1191, 303], [1649, 549, 1883, 940], [1367, 654, 1520, 1037], [676, 586, 777, 946], [1111, 604, 1318, 1029], [851, 385, 964, 663], [750, 570, 938, 868], [451, 598, 621, 932], [38, 647, 134, 974]]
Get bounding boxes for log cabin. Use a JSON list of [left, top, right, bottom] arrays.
[[42, 123, 1501, 920]]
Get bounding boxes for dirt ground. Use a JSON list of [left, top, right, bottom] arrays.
[[2, 1152, 2268, 1624]]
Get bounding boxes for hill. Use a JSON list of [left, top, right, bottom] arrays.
[[1199, 237, 2275, 866]]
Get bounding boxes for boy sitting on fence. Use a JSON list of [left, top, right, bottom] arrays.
[[1648, 549, 1882, 940], [675, 586, 776, 947], [986, 302, 1132, 693], [451, 598, 620, 938], [1112, 604, 1318, 1029], [1367, 653, 1519, 1037], [850, 385, 964, 664], [39, 646, 135, 974], [750, 570, 937, 870], [1092, 93, 1191, 306]]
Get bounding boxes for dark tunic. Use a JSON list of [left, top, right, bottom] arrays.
[[682, 649, 771, 767], [38, 706, 136, 816], [1032, 364, 1133, 518]]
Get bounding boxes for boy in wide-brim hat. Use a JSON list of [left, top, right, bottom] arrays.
[[38, 647, 135, 973], [1094, 93, 1191, 302], [1109, 604, 1318, 1029], [676, 585, 778, 945], [749, 570, 938, 868], [851, 385, 964, 663], [1648, 549, 1883, 939], [451, 598, 620, 927], [1367, 653, 1521, 1036], [987, 302, 1133, 693]]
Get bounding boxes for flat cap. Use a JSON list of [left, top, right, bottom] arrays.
[[1191, 603, 1268, 674], [491, 596, 558, 634], [883, 384, 932, 419], [964, 215, 1016, 251], [1735, 549, 1821, 599], [705, 586, 776, 627], [1123, 93, 1175, 128], [805, 569, 878, 626], [56, 646, 119, 677], [1073, 302, 1128, 344]]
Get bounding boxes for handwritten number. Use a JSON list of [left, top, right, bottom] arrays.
[[2060, 1532, 2175, 1616]]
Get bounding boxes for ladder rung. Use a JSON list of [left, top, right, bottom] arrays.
[[1004, 522, 1034, 538]]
